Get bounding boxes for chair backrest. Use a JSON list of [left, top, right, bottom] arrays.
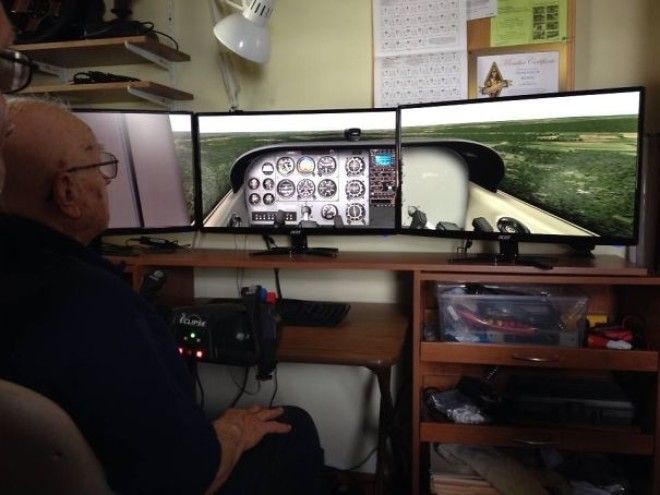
[[0, 378, 115, 495]]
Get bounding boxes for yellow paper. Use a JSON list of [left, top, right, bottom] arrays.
[[491, 0, 568, 47]]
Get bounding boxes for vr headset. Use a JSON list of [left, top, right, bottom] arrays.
[[170, 286, 279, 380]]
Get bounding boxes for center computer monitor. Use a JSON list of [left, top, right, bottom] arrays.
[[397, 87, 644, 255], [73, 109, 197, 234], [196, 108, 398, 241]]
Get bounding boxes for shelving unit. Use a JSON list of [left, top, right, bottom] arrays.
[[13, 35, 192, 106], [412, 263, 660, 494]]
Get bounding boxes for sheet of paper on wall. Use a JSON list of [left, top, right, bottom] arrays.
[[372, 0, 468, 107], [374, 51, 467, 108], [476, 51, 559, 99], [467, 0, 498, 20], [491, 0, 568, 47]]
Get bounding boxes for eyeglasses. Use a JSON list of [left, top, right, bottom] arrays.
[[65, 152, 119, 180], [0, 49, 36, 94]]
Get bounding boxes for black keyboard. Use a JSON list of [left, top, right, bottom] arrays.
[[277, 299, 351, 327]]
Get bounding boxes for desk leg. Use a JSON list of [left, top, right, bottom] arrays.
[[371, 365, 394, 495]]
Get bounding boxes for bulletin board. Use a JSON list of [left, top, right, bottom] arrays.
[[466, 0, 575, 99]]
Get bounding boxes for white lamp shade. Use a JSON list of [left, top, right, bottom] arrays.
[[213, 12, 270, 64]]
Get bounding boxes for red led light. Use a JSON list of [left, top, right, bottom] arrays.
[[196, 350, 204, 359], [178, 347, 184, 355]]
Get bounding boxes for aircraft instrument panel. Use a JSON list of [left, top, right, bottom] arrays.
[[242, 146, 397, 228]]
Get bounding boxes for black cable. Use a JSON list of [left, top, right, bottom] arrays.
[[195, 369, 205, 410], [268, 368, 279, 408], [229, 366, 249, 408], [262, 235, 283, 299], [274, 268, 282, 300], [230, 366, 261, 395], [151, 29, 179, 50], [345, 445, 378, 471]]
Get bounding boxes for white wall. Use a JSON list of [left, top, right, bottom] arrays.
[[102, 0, 658, 472]]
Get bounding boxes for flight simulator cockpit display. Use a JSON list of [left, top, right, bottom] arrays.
[[197, 109, 397, 232], [398, 88, 643, 243]]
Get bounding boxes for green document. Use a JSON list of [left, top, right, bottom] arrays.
[[491, 0, 568, 47]]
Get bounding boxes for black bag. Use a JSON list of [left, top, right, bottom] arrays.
[[2, 0, 94, 44], [170, 286, 279, 380]]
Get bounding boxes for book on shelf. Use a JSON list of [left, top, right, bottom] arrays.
[[430, 472, 499, 495]]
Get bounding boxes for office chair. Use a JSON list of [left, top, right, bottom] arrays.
[[0, 378, 115, 495]]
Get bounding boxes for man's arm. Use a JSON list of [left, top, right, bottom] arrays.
[[205, 405, 292, 494]]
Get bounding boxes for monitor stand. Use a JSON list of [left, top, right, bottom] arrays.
[[449, 239, 555, 270], [251, 229, 338, 258]]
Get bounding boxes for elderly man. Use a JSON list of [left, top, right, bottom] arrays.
[[0, 98, 328, 494]]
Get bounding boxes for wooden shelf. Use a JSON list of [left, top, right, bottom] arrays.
[[19, 81, 193, 104], [419, 422, 654, 455], [12, 35, 190, 68], [420, 342, 659, 372], [410, 256, 660, 494]]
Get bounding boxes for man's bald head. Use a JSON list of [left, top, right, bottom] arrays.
[[2, 98, 110, 245]]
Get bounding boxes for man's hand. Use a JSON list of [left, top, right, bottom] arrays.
[[205, 406, 291, 493]]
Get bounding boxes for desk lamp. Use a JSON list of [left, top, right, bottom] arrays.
[[212, 0, 275, 64], [208, 0, 275, 111]]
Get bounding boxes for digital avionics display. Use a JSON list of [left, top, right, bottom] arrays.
[[197, 110, 397, 231], [398, 88, 643, 243], [74, 110, 195, 232]]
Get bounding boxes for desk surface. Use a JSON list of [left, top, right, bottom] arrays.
[[277, 302, 407, 369], [112, 249, 648, 276]]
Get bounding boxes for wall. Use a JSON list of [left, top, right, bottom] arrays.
[[103, 0, 657, 472]]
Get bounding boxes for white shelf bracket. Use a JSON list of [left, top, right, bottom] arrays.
[[124, 41, 173, 71], [35, 61, 72, 83], [126, 86, 173, 108]]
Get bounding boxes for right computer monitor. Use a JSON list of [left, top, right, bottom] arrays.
[[397, 87, 645, 248]]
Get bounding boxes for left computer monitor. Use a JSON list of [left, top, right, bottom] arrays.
[[73, 109, 197, 233]]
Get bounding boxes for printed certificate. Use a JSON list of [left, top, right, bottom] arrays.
[[475, 51, 559, 98]]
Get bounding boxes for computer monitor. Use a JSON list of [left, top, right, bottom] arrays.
[[196, 109, 398, 242], [397, 87, 644, 257], [73, 109, 197, 233]]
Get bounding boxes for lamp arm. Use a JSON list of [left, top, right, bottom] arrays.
[[208, 0, 243, 20], [218, 52, 240, 111], [223, 0, 245, 12]]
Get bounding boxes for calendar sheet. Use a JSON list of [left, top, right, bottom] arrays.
[[373, 0, 468, 107]]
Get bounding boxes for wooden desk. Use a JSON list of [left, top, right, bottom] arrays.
[[278, 303, 406, 368], [113, 252, 410, 495], [278, 303, 407, 495], [112, 250, 659, 495]]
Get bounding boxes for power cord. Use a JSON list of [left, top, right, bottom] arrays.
[[230, 366, 261, 395], [268, 368, 279, 407], [262, 235, 283, 299], [195, 367, 205, 410], [151, 29, 179, 50], [229, 366, 250, 408]]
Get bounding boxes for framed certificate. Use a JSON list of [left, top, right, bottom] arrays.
[[468, 44, 572, 98]]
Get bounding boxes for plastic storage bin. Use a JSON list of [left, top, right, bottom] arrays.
[[436, 284, 587, 347]]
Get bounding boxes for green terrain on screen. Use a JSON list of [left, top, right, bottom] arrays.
[[173, 132, 195, 222], [401, 115, 638, 238], [197, 129, 394, 217]]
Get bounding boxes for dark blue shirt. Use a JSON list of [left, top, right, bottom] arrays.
[[0, 215, 220, 494]]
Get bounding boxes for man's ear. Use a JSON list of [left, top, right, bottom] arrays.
[[51, 172, 82, 219]]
